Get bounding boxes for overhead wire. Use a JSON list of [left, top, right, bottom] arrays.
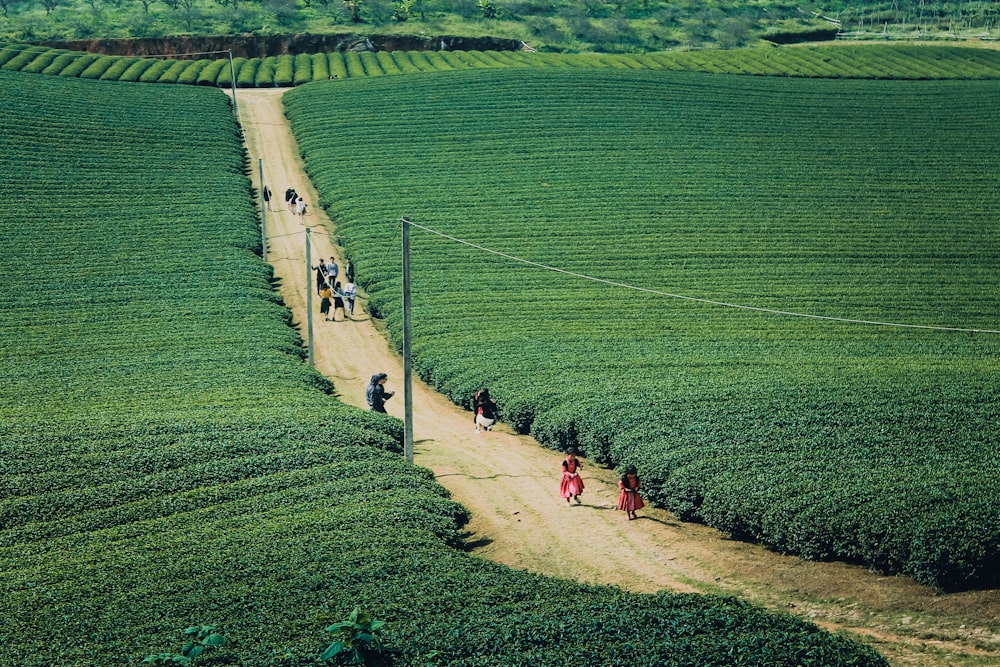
[[405, 219, 1000, 335]]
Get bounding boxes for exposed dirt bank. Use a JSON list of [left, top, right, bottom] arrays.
[[34, 33, 524, 58]]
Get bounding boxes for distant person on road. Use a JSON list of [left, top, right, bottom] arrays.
[[295, 195, 307, 217], [262, 185, 272, 211], [344, 258, 355, 283], [284, 187, 296, 209], [314, 259, 327, 296], [617, 465, 644, 521], [341, 279, 357, 317], [560, 447, 585, 505], [473, 388, 498, 433], [332, 281, 346, 321], [366, 373, 394, 413], [319, 282, 333, 321]]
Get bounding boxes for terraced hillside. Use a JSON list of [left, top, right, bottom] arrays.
[[3, 42, 1000, 86]]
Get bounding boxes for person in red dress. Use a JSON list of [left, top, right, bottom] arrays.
[[560, 447, 584, 505], [617, 465, 644, 520]]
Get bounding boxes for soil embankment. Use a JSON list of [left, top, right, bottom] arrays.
[[234, 87, 1000, 667]]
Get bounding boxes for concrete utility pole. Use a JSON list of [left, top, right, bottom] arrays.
[[306, 227, 314, 368], [259, 158, 267, 262], [401, 217, 414, 464]]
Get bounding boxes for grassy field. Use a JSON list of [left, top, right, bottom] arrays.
[[0, 68, 891, 666], [285, 66, 1000, 592]]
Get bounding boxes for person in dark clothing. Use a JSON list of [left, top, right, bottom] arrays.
[[366, 373, 394, 413], [345, 259, 355, 283], [473, 388, 498, 433], [314, 259, 327, 296], [262, 185, 272, 211]]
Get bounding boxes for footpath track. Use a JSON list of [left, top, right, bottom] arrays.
[[232, 87, 1000, 667]]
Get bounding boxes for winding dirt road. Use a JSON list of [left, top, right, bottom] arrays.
[[232, 87, 1000, 667]]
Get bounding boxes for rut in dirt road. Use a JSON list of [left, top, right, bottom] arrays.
[[230, 87, 1000, 667]]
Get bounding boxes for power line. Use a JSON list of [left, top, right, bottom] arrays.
[[406, 220, 1000, 335]]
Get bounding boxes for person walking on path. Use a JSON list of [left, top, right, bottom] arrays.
[[344, 258, 355, 283], [366, 373, 394, 413], [319, 282, 333, 321], [262, 185, 272, 211], [473, 388, 498, 433], [560, 447, 585, 505], [341, 279, 357, 317], [617, 465, 645, 520], [295, 195, 307, 217], [325, 258, 339, 285], [332, 281, 347, 322], [284, 187, 296, 209], [314, 259, 327, 296]]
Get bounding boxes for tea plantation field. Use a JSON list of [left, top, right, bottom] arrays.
[[0, 69, 889, 665], [285, 68, 1000, 592]]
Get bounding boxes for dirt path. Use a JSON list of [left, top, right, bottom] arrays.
[[232, 88, 1000, 667]]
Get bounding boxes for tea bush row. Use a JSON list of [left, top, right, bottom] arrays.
[[0, 69, 887, 666]]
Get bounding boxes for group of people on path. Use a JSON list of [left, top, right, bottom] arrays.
[[366, 377, 645, 520], [476, 388, 646, 520], [315, 257, 357, 322], [260, 184, 307, 217], [561, 447, 645, 520], [283, 186, 307, 217]]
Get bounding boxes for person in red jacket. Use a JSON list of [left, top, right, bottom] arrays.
[[617, 465, 644, 520], [560, 447, 585, 505]]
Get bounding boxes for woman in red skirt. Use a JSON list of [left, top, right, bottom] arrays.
[[560, 447, 584, 505], [617, 465, 644, 520]]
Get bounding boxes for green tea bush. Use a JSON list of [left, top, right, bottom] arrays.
[[177, 58, 211, 84], [274, 54, 295, 86], [157, 59, 189, 83], [293, 52, 313, 85], [0, 44, 44, 70], [311, 52, 329, 80], [139, 58, 174, 82], [99, 56, 138, 80], [119, 58, 157, 82], [58, 52, 99, 76], [196, 57, 228, 85], [256, 55, 278, 87], [236, 57, 260, 87], [79, 54, 117, 78]]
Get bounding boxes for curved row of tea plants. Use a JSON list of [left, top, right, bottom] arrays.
[[0, 69, 887, 666], [3, 42, 1000, 87], [286, 67, 1000, 592]]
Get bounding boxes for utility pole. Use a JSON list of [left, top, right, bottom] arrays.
[[306, 227, 314, 368], [401, 217, 414, 464], [227, 49, 239, 120], [259, 158, 267, 262]]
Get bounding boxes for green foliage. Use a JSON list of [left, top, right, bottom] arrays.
[[0, 68, 887, 666], [322, 608, 390, 665], [286, 67, 1000, 591], [144, 625, 226, 665], [274, 53, 295, 86], [3, 42, 1000, 87]]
